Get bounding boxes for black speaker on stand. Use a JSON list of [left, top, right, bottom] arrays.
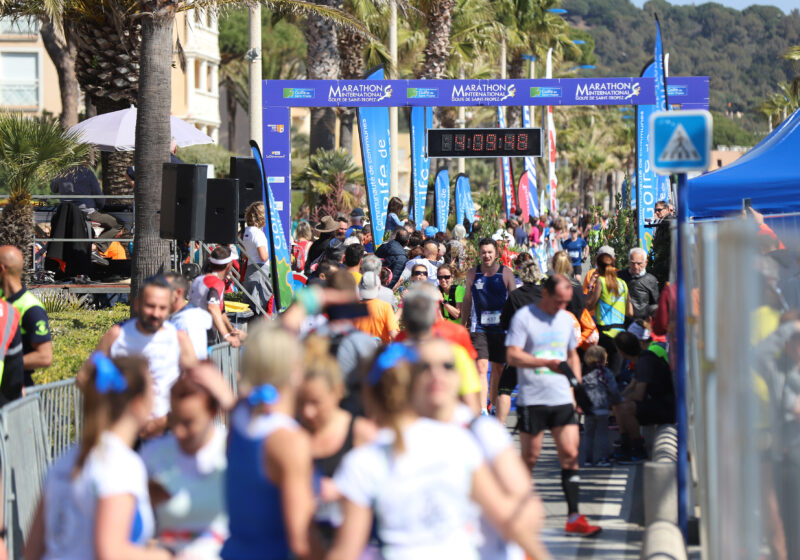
[[204, 178, 240, 245], [160, 163, 208, 241], [230, 157, 262, 219]]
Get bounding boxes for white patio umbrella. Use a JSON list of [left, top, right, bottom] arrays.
[[67, 106, 214, 152]]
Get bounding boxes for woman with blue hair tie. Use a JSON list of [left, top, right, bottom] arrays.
[[327, 344, 550, 560], [26, 354, 171, 560], [221, 323, 319, 560]]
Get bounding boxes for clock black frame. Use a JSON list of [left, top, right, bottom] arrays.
[[427, 128, 544, 158]]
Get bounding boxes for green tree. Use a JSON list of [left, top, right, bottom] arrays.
[[586, 193, 637, 271], [297, 148, 364, 221], [0, 114, 91, 272]]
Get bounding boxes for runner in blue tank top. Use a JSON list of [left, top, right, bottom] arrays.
[[222, 323, 318, 560], [462, 238, 517, 419]]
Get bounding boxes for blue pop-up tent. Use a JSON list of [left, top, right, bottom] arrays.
[[688, 108, 800, 219]]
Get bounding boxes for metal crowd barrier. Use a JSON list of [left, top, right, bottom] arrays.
[[209, 342, 239, 400], [27, 379, 83, 461], [0, 396, 51, 559]]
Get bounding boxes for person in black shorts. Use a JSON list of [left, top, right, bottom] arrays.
[[461, 239, 517, 418], [506, 274, 601, 536]]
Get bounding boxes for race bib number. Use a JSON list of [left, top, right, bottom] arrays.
[[533, 349, 561, 375], [480, 311, 501, 326], [568, 250, 580, 260]]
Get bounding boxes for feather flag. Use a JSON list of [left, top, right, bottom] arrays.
[[546, 48, 558, 215]]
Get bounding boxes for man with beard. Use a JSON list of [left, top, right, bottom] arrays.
[[93, 276, 197, 438]]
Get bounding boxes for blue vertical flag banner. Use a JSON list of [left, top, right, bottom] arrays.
[[409, 106, 432, 228], [653, 16, 671, 205], [636, 61, 661, 252], [434, 168, 450, 232], [250, 140, 294, 311], [521, 105, 539, 219], [261, 106, 293, 238], [455, 173, 474, 226], [357, 67, 392, 246], [497, 107, 515, 218]]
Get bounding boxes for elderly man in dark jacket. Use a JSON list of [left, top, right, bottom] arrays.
[[619, 247, 660, 321], [376, 229, 409, 288]]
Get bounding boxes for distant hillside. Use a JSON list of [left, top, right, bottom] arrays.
[[563, 0, 800, 134]]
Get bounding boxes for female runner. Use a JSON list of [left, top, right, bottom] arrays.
[[26, 354, 171, 560]]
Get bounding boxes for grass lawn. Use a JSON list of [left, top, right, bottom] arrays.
[[33, 305, 130, 385]]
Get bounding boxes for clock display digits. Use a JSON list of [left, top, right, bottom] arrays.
[[486, 134, 497, 151], [517, 133, 528, 151], [504, 134, 514, 150], [454, 134, 465, 151]]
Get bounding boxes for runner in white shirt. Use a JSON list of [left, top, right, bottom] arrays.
[[327, 344, 548, 560], [141, 363, 235, 559], [93, 276, 197, 439], [410, 338, 549, 560], [25, 354, 170, 560], [241, 202, 273, 315], [166, 272, 213, 360]]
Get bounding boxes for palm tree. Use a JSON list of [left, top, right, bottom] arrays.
[[0, 114, 91, 273], [298, 148, 364, 221], [416, 0, 455, 80]]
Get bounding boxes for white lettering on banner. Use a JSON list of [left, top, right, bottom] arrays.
[[275, 201, 283, 211]]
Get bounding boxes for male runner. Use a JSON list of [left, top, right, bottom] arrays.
[[506, 274, 601, 536], [462, 238, 516, 417]]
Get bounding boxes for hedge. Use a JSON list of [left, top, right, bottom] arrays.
[[34, 305, 130, 385]]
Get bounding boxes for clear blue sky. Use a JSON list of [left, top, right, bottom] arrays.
[[631, 0, 797, 14]]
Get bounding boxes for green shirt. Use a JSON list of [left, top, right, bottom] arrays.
[[441, 285, 465, 323]]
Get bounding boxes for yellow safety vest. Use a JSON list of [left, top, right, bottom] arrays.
[[596, 276, 628, 337]]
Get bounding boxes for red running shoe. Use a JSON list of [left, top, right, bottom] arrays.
[[565, 514, 602, 536]]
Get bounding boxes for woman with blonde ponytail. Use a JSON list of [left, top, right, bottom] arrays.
[[585, 246, 634, 374], [26, 354, 171, 560], [221, 322, 318, 560], [327, 343, 551, 560]]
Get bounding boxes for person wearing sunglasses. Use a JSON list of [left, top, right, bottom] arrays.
[[410, 264, 429, 284], [437, 264, 464, 324], [411, 338, 550, 560], [327, 344, 550, 560]]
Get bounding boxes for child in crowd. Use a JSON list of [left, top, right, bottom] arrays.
[[581, 345, 621, 467]]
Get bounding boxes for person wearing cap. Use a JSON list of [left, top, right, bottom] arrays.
[[585, 246, 632, 375], [562, 227, 589, 281], [360, 255, 398, 312], [618, 247, 659, 322], [188, 246, 246, 347], [354, 269, 399, 343], [346, 208, 366, 238], [305, 216, 338, 275], [424, 225, 438, 239]]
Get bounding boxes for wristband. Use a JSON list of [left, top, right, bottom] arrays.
[[223, 333, 232, 339]]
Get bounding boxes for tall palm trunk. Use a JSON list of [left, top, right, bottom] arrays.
[[337, 28, 366, 153], [507, 52, 524, 127], [131, 6, 174, 300], [39, 18, 79, 130], [303, 0, 340, 154], [97, 96, 136, 196], [418, 0, 455, 127]]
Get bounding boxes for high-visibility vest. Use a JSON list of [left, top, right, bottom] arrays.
[[596, 276, 628, 337], [10, 290, 46, 338], [648, 342, 668, 363], [0, 300, 20, 383]]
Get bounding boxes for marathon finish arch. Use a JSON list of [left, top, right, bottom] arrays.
[[261, 76, 709, 241]]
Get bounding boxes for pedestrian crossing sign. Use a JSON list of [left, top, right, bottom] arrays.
[[650, 110, 712, 175]]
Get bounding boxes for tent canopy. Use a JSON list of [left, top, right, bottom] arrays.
[[688, 107, 800, 219]]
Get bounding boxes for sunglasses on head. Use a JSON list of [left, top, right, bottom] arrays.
[[412, 270, 427, 276]]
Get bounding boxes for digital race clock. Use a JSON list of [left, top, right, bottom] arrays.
[[427, 128, 543, 158]]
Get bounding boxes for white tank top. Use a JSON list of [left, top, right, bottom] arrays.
[[110, 319, 180, 418]]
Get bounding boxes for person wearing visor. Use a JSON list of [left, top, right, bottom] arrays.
[[188, 246, 246, 347]]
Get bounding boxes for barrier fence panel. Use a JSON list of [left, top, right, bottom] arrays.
[[27, 378, 82, 461], [1, 396, 50, 559]]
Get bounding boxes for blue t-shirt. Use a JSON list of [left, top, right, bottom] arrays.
[[562, 238, 587, 267]]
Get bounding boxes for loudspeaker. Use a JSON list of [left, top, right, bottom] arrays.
[[230, 157, 262, 218], [160, 163, 208, 241], [204, 178, 239, 244]]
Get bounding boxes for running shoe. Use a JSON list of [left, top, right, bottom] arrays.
[[565, 514, 602, 536], [583, 460, 594, 467], [595, 457, 612, 467]]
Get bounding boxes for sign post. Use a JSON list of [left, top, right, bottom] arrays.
[[650, 109, 712, 540]]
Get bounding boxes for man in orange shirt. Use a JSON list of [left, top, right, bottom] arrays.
[[354, 271, 399, 343]]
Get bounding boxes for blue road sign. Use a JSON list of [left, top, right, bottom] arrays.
[[650, 110, 712, 174]]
